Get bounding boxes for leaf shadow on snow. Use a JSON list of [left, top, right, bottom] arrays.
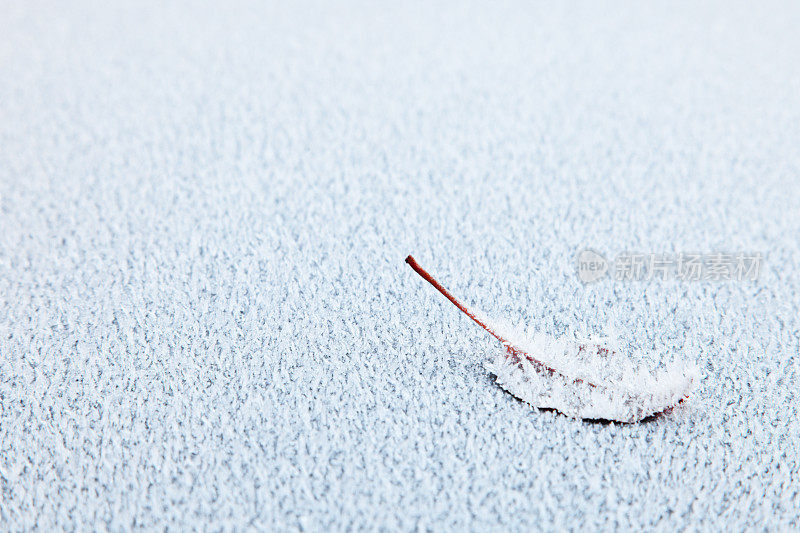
[[487, 372, 678, 426]]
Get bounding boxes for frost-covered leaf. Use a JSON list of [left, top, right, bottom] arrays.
[[406, 255, 698, 423]]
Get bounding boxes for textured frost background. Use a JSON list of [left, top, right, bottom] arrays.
[[1, 1, 799, 529]]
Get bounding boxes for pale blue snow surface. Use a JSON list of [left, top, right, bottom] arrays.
[[1, 1, 799, 530]]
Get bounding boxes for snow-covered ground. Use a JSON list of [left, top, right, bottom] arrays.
[[1, 1, 799, 529]]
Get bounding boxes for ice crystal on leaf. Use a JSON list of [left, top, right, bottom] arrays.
[[406, 255, 698, 423]]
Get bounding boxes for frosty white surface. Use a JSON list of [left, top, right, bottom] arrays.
[[1, 0, 799, 530]]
